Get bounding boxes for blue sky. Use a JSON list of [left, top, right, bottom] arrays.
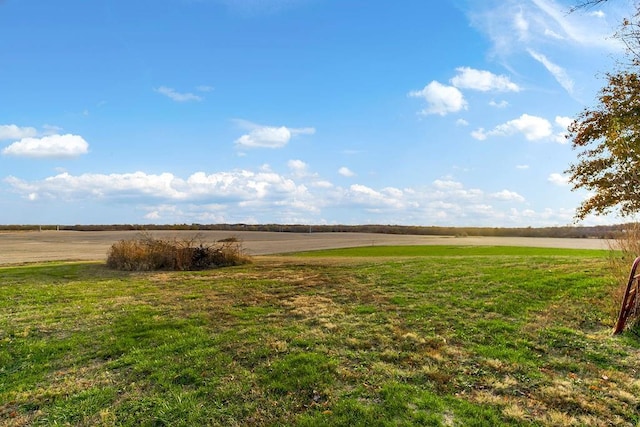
[[0, 0, 633, 226]]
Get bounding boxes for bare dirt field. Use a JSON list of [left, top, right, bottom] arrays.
[[0, 230, 611, 265]]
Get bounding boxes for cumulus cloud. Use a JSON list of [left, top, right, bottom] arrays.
[[338, 167, 355, 177], [235, 122, 315, 149], [554, 115, 573, 144], [155, 86, 203, 102], [450, 67, 520, 92], [0, 124, 38, 140], [491, 189, 525, 202], [236, 126, 291, 148], [471, 114, 552, 141], [4, 167, 576, 226], [345, 184, 408, 209], [2, 134, 89, 158], [288, 159, 318, 178], [433, 179, 464, 190], [548, 172, 570, 186], [4, 169, 310, 204], [288, 159, 308, 173], [408, 81, 468, 116]]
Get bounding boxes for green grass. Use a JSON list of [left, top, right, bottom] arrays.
[[287, 244, 610, 257], [1, 246, 639, 426]]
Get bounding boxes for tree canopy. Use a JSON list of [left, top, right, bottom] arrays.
[[567, 72, 640, 219], [566, 1, 640, 220]]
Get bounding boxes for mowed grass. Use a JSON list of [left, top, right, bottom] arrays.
[[1, 246, 639, 426]]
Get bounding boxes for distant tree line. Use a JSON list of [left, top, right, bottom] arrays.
[[0, 223, 630, 239]]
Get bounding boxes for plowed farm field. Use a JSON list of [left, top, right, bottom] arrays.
[[0, 230, 610, 265]]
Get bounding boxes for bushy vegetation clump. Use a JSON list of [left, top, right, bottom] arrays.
[[106, 233, 251, 271]]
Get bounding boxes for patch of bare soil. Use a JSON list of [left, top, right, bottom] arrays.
[[0, 230, 610, 265]]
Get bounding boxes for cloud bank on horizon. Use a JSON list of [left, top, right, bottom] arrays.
[[0, 0, 632, 226]]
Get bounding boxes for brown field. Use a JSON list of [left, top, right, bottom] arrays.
[[0, 230, 610, 265]]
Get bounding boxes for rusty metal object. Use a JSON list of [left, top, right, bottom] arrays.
[[614, 256, 640, 334]]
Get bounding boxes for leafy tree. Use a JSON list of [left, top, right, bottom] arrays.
[[566, 72, 640, 219], [566, 0, 640, 220]]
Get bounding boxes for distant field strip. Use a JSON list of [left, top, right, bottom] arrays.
[[0, 231, 609, 265]]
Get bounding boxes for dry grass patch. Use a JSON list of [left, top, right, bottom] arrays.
[[106, 233, 251, 271]]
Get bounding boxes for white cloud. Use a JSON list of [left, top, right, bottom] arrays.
[[236, 126, 291, 148], [155, 86, 203, 102], [456, 119, 469, 126], [530, 0, 620, 49], [489, 100, 508, 108], [338, 166, 355, 177], [548, 172, 570, 186], [470, 128, 489, 141], [433, 179, 464, 190], [543, 28, 563, 40], [471, 114, 552, 141], [463, 0, 626, 105], [514, 9, 529, 39], [312, 180, 333, 189], [527, 49, 574, 94], [288, 159, 318, 178], [0, 124, 38, 140], [145, 211, 161, 220], [516, 164, 530, 170], [349, 184, 379, 197], [345, 184, 406, 209], [408, 81, 468, 116], [491, 189, 525, 202], [553, 115, 573, 144], [42, 124, 64, 135], [288, 159, 308, 173], [467, 0, 627, 72], [4, 167, 578, 226], [2, 134, 89, 158], [450, 67, 520, 92], [555, 115, 572, 129], [5, 169, 311, 205], [235, 124, 315, 149]]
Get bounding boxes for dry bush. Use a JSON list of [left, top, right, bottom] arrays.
[[106, 233, 251, 271], [607, 224, 640, 329]]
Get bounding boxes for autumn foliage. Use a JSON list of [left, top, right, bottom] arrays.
[[566, 72, 640, 220]]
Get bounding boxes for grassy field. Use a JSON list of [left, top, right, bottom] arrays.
[[1, 246, 639, 426]]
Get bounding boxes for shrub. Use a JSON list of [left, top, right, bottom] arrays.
[[106, 233, 251, 271]]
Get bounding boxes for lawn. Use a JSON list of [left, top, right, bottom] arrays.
[[1, 246, 639, 426]]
